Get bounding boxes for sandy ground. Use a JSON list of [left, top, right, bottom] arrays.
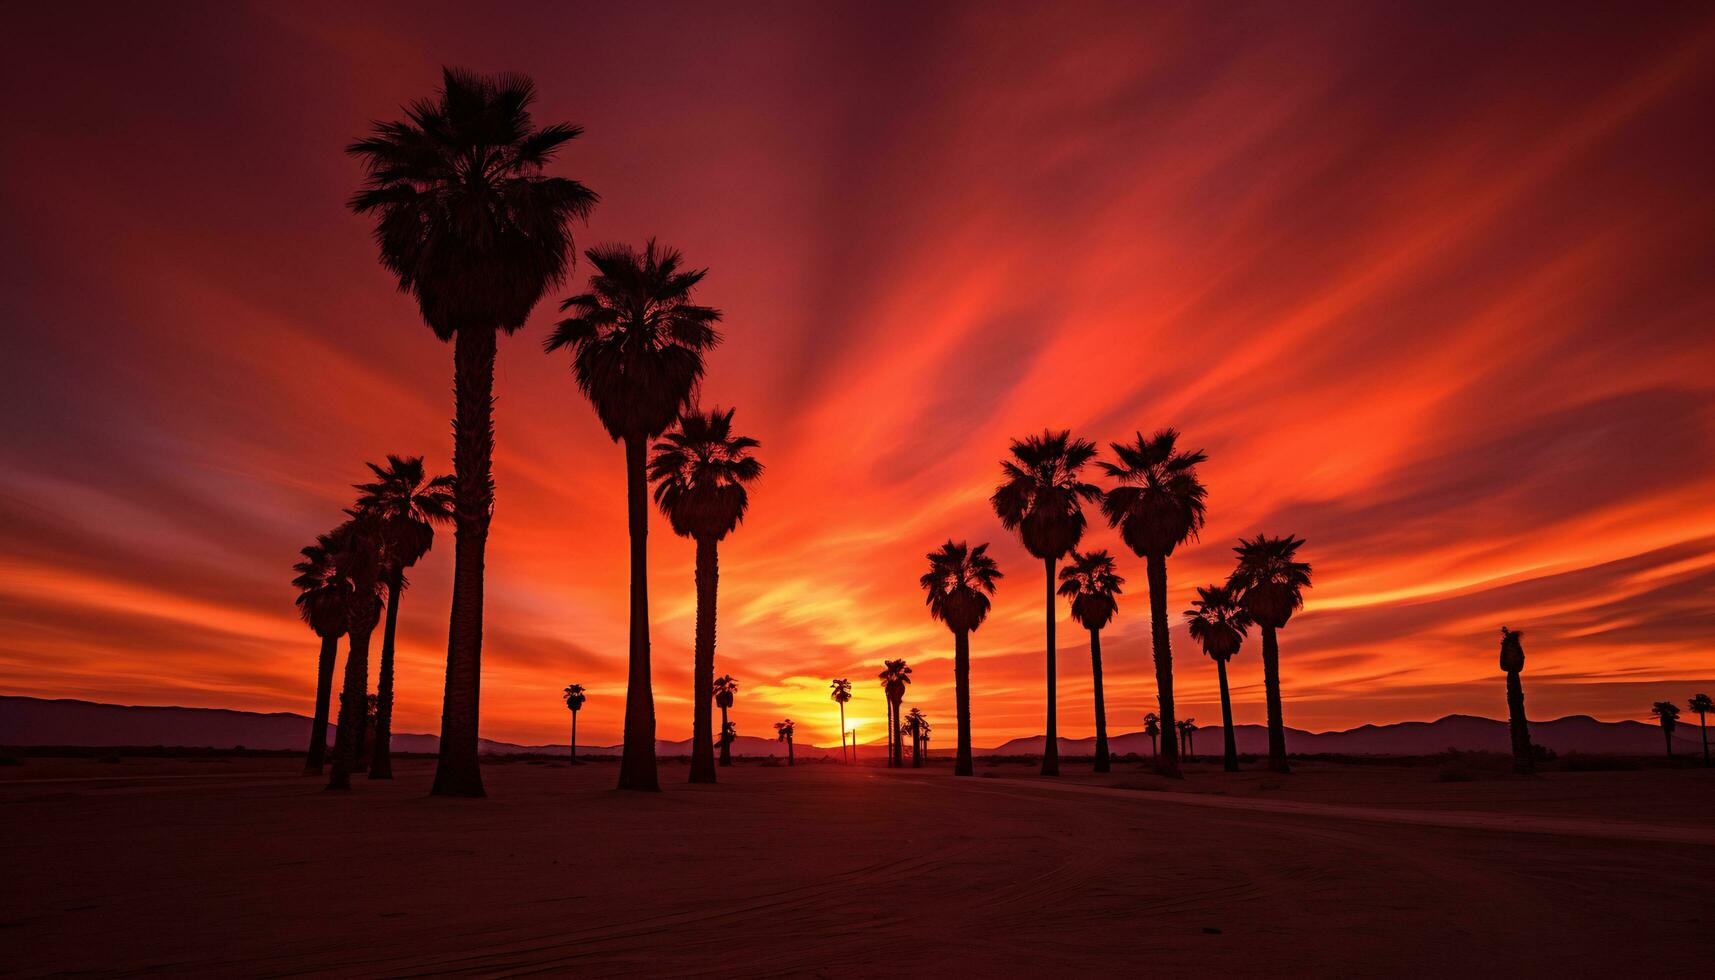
[[3, 757, 1712, 976]]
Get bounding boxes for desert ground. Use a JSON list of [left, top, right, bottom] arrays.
[[4, 756, 1712, 976]]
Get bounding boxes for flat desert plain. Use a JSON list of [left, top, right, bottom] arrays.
[[4, 757, 1712, 976]]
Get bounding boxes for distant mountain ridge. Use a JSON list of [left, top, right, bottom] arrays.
[[0, 696, 1698, 757]]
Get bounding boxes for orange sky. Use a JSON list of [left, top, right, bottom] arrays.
[[3, 2, 1713, 748]]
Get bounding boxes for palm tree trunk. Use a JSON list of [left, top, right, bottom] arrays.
[[1146, 552, 1180, 777], [328, 626, 374, 791], [1664, 725, 1673, 758], [719, 704, 731, 766], [892, 700, 903, 768], [787, 737, 794, 766], [1260, 624, 1289, 773], [1505, 670, 1534, 774], [689, 536, 719, 784], [839, 702, 848, 764], [618, 433, 659, 792], [368, 569, 405, 780], [1217, 658, 1238, 773], [1042, 556, 1060, 777], [305, 635, 338, 773], [1701, 712, 1709, 767], [911, 725, 921, 768], [955, 629, 974, 776], [570, 710, 578, 765], [431, 326, 495, 799], [1090, 628, 1109, 773]]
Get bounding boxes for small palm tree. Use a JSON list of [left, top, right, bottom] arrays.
[[547, 240, 723, 793], [719, 719, 738, 760], [774, 719, 795, 766], [563, 684, 586, 765], [878, 659, 913, 768], [920, 541, 1002, 776], [1690, 693, 1713, 767], [1143, 712, 1160, 757], [1177, 718, 1197, 759], [352, 455, 454, 780], [293, 532, 352, 774], [327, 517, 387, 791], [1058, 550, 1123, 772], [830, 678, 853, 764], [1186, 584, 1251, 773], [1100, 429, 1207, 778], [348, 69, 596, 798], [1652, 701, 1681, 758], [1228, 534, 1312, 774], [904, 707, 930, 768], [713, 675, 739, 767], [992, 430, 1102, 777], [1497, 628, 1535, 774]]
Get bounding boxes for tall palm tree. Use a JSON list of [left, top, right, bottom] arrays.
[[830, 678, 853, 764], [992, 430, 1102, 777], [1143, 712, 1160, 758], [294, 532, 352, 774], [546, 240, 722, 792], [903, 708, 930, 768], [352, 456, 454, 780], [1186, 584, 1250, 773], [562, 684, 586, 765], [1228, 534, 1312, 774], [1690, 693, 1713, 767], [878, 659, 913, 768], [348, 69, 596, 798], [327, 518, 387, 791], [1100, 429, 1207, 778], [713, 675, 739, 767], [648, 407, 762, 785], [1652, 701, 1680, 757], [774, 719, 795, 766], [920, 540, 1002, 777], [1178, 718, 1197, 758], [1058, 550, 1123, 773], [1497, 628, 1534, 774]]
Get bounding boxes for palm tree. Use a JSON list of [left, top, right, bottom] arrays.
[[348, 69, 596, 798], [1652, 701, 1681, 757], [1186, 584, 1251, 773], [1497, 627, 1534, 774], [1690, 693, 1713, 767], [920, 541, 1002, 776], [562, 684, 586, 765], [1178, 718, 1197, 758], [1228, 534, 1312, 774], [648, 408, 762, 785], [1143, 712, 1160, 758], [829, 678, 853, 764], [719, 720, 738, 760], [294, 532, 352, 774], [1058, 550, 1123, 773], [713, 675, 739, 767], [903, 708, 931, 768], [1100, 429, 1206, 778], [992, 430, 1102, 777], [327, 518, 387, 791], [774, 719, 796, 766], [352, 456, 454, 780], [878, 659, 913, 768], [546, 240, 722, 792]]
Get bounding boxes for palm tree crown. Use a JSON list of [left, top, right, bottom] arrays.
[[352, 456, 455, 572], [920, 541, 1003, 633], [1653, 701, 1680, 728], [830, 678, 852, 704], [563, 684, 586, 712], [1058, 549, 1124, 632], [1099, 429, 1207, 556], [991, 430, 1103, 559], [1692, 693, 1714, 715], [648, 407, 763, 540], [1498, 627, 1525, 673], [774, 719, 795, 740], [879, 659, 913, 701], [1185, 584, 1251, 661], [714, 674, 738, 710], [1228, 534, 1313, 628], [293, 533, 353, 639]]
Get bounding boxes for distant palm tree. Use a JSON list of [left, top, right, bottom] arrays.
[[992, 430, 1102, 777], [1186, 584, 1251, 773], [294, 532, 352, 774], [1690, 693, 1713, 767], [830, 678, 853, 764], [1143, 712, 1160, 758], [1101, 429, 1207, 778], [1058, 550, 1123, 772], [1497, 628, 1535, 774], [904, 708, 930, 768], [878, 659, 913, 768], [327, 518, 387, 791], [1228, 534, 1312, 774], [353, 456, 454, 780], [348, 68, 595, 798], [920, 540, 1002, 776], [562, 684, 586, 765], [720, 720, 738, 760], [1177, 718, 1197, 758], [1652, 701, 1681, 758], [774, 719, 795, 766], [547, 240, 723, 793], [714, 675, 739, 767], [649, 408, 762, 785]]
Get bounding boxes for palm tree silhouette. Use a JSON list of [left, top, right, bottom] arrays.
[[1100, 429, 1207, 778], [1186, 584, 1251, 773], [829, 678, 853, 764], [1228, 534, 1312, 774], [1690, 693, 1713, 767], [878, 659, 913, 768], [648, 408, 761, 784], [920, 541, 1001, 776], [327, 518, 387, 791], [992, 430, 1102, 777], [774, 719, 795, 766], [348, 69, 595, 798], [1652, 701, 1680, 757], [1058, 550, 1123, 772], [352, 456, 454, 780], [713, 675, 739, 767], [903, 707, 930, 768], [1177, 718, 1197, 759], [1497, 628, 1535, 774], [1143, 712, 1160, 758], [293, 532, 352, 774], [546, 241, 723, 793], [562, 684, 586, 765], [719, 719, 738, 760]]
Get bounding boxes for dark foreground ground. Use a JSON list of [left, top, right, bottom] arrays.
[[4, 757, 1712, 976]]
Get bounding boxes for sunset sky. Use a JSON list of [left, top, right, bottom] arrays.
[[3, 2, 1713, 749]]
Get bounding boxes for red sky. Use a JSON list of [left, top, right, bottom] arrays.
[[3, 2, 1713, 749]]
